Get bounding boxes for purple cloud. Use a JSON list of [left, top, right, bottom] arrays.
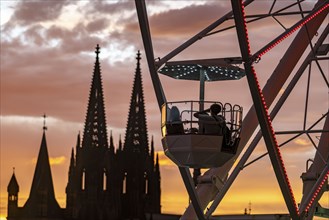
[[9, 0, 70, 26]]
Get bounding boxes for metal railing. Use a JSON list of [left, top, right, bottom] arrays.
[[161, 101, 243, 144]]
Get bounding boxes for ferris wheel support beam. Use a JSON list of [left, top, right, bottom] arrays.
[[205, 24, 329, 217], [231, 0, 300, 218], [155, 0, 254, 68], [300, 115, 329, 217], [135, 0, 166, 110], [134, 0, 328, 219], [179, 167, 206, 220], [252, 1, 329, 61], [182, 1, 328, 219]]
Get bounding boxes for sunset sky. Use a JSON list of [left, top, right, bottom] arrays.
[[1, 0, 328, 219]]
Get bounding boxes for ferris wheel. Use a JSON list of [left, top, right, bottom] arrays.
[[135, 0, 329, 219]]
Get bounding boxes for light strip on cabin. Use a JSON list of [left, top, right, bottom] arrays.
[[160, 64, 244, 81]]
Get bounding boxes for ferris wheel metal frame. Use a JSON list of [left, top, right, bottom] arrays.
[[134, 0, 329, 219]]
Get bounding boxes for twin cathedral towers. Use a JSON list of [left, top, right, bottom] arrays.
[[7, 45, 161, 219]]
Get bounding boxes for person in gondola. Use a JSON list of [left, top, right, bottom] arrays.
[[166, 105, 184, 135], [194, 104, 228, 138]]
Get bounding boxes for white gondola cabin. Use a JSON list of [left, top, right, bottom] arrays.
[[158, 59, 245, 168], [161, 101, 243, 168]]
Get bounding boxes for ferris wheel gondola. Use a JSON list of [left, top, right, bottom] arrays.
[[158, 59, 245, 168]]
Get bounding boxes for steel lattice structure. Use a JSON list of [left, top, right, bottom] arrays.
[[135, 0, 329, 219]]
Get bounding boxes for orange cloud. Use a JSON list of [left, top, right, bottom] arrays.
[[161, 192, 189, 214], [294, 138, 310, 146], [0, 196, 7, 219], [32, 156, 66, 165], [49, 156, 66, 165], [157, 151, 176, 167]]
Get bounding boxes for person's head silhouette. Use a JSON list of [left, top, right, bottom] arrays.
[[210, 104, 221, 116]]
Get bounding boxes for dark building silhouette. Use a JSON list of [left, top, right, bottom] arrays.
[[7, 128, 64, 219], [7, 170, 19, 217], [121, 51, 161, 219], [7, 45, 161, 220]]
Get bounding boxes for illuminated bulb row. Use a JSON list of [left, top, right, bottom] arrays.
[[251, 66, 300, 215], [241, 3, 252, 54], [239, 0, 299, 214], [304, 169, 329, 213], [169, 65, 198, 70], [257, 3, 329, 59], [162, 66, 196, 78], [162, 65, 242, 80], [208, 66, 241, 79]]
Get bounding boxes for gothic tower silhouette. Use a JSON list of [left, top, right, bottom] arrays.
[[66, 44, 112, 219], [24, 128, 63, 217], [121, 51, 161, 219], [64, 46, 161, 219], [7, 45, 161, 220], [7, 123, 64, 219], [7, 169, 19, 217]]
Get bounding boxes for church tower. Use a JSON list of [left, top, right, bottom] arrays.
[[7, 46, 161, 220], [22, 123, 63, 218], [7, 169, 19, 218], [7, 119, 64, 219], [69, 44, 112, 219], [65, 141, 78, 218], [121, 51, 161, 219], [153, 153, 161, 213], [123, 51, 149, 154]]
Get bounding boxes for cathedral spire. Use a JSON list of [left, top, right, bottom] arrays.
[[7, 168, 19, 217], [109, 130, 115, 154], [76, 132, 81, 151], [151, 136, 155, 163], [29, 129, 55, 196], [118, 134, 122, 151], [155, 153, 160, 172], [154, 152, 161, 213], [8, 169, 19, 194], [69, 148, 75, 169], [24, 123, 61, 214], [42, 114, 47, 131], [82, 44, 109, 149], [124, 51, 149, 154]]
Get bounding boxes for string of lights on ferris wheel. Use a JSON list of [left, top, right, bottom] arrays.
[[238, 0, 300, 215], [252, 2, 329, 62], [240, 0, 329, 216]]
